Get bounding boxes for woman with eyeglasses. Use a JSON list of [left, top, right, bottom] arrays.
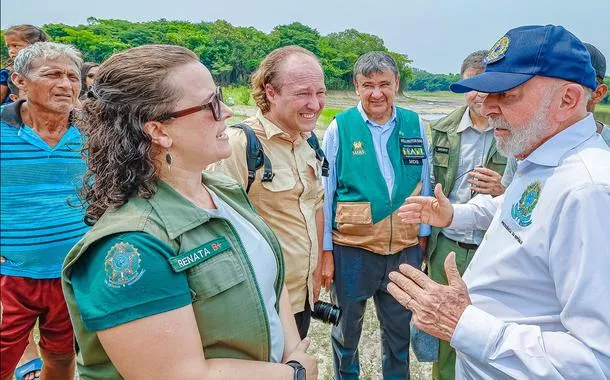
[[62, 45, 317, 379], [79, 62, 99, 99]]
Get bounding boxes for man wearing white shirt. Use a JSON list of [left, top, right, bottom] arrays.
[[387, 25, 610, 379], [501, 42, 609, 188]]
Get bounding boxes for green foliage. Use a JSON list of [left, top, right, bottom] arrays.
[[602, 77, 610, 105], [0, 30, 8, 67], [319, 28, 412, 90], [318, 108, 342, 127], [271, 22, 320, 55], [595, 104, 610, 124], [2, 18, 418, 91], [223, 85, 253, 105], [407, 68, 461, 92]]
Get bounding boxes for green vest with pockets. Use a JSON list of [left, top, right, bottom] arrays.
[[428, 105, 507, 257], [333, 106, 423, 227], [62, 172, 284, 379]]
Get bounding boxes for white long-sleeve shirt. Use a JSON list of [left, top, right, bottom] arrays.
[[449, 114, 610, 379]]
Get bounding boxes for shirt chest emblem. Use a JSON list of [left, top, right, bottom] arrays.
[[352, 141, 365, 155], [104, 242, 145, 288], [511, 181, 542, 227], [400, 137, 425, 165]]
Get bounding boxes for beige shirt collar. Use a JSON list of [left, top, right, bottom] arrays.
[[255, 109, 308, 143]]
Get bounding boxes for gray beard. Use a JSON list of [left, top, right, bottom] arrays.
[[491, 96, 552, 158]]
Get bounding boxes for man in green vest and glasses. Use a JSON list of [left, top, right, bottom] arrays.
[[427, 50, 508, 380], [322, 51, 432, 379]]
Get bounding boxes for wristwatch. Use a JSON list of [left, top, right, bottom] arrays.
[[286, 360, 306, 380]]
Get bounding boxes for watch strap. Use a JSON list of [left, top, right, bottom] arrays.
[[285, 360, 306, 380]]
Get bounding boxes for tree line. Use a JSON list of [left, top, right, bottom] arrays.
[[2, 18, 607, 99], [1, 18, 463, 91]]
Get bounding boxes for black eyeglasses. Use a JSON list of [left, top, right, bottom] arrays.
[[157, 87, 223, 122]]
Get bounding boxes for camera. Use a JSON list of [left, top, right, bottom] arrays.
[[311, 301, 342, 326]]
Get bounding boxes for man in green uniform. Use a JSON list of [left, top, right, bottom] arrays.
[[427, 50, 507, 380]]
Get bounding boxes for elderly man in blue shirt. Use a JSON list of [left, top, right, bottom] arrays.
[[1, 42, 87, 380], [390, 25, 610, 379]]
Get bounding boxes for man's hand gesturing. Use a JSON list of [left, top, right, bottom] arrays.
[[397, 183, 454, 227]]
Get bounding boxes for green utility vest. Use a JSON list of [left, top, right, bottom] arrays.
[[427, 105, 507, 256], [62, 172, 285, 379], [332, 107, 423, 253]]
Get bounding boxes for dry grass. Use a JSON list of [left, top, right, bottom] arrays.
[[226, 90, 464, 130], [309, 295, 433, 380]]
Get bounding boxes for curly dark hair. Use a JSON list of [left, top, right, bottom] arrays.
[[78, 45, 198, 225]]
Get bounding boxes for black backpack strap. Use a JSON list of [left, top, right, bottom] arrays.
[[229, 123, 274, 193], [306, 132, 329, 177]]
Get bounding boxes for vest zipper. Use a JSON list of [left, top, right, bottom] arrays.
[[388, 197, 393, 253], [222, 220, 271, 361]]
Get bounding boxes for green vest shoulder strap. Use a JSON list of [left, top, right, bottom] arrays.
[[430, 105, 466, 196]]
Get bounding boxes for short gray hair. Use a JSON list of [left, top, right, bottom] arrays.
[[460, 50, 488, 77], [353, 51, 399, 79], [13, 42, 83, 78]]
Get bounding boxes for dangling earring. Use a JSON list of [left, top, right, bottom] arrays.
[[165, 150, 172, 173]]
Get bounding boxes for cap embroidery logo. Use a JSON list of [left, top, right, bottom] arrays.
[[484, 36, 510, 64], [104, 242, 145, 288]]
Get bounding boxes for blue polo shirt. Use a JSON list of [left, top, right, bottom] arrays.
[[1, 101, 89, 278]]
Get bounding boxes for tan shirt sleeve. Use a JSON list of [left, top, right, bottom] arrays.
[[208, 128, 249, 187]]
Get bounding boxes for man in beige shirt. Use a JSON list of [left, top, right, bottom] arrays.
[[210, 45, 332, 338]]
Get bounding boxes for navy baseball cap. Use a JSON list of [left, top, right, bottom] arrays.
[[584, 43, 606, 82], [450, 25, 598, 94]]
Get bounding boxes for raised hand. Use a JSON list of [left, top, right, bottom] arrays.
[[469, 166, 505, 196], [397, 183, 454, 227], [387, 252, 471, 342]]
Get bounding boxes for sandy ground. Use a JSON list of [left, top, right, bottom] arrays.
[[309, 296, 434, 380], [227, 90, 465, 133]]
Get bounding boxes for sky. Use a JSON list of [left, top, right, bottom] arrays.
[[2, 0, 608, 74]]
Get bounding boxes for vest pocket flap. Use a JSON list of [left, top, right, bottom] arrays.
[[432, 149, 450, 167], [261, 167, 296, 192], [189, 254, 246, 299], [335, 202, 373, 225]]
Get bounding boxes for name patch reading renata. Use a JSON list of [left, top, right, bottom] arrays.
[[400, 137, 426, 165], [169, 237, 231, 272]]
